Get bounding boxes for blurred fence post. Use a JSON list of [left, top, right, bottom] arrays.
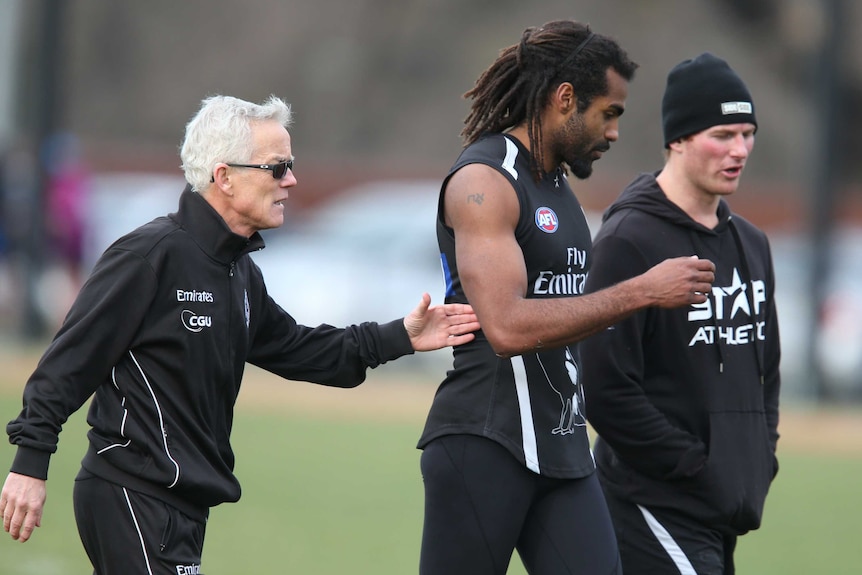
[[18, 0, 67, 340], [0, 1, 21, 148], [806, 0, 844, 400]]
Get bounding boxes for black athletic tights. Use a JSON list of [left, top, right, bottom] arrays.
[[419, 434, 622, 575]]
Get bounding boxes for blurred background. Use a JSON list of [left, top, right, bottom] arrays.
[[0, 0, 860, 403]]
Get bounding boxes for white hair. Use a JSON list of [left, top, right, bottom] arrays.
[[180, 95, 293, 192]]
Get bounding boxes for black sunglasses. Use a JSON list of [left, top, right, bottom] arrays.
[[220, 159, 294, 180]]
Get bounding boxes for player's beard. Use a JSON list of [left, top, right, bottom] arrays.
[[568, 156, 594, 180], [554, 112, 609, 180]]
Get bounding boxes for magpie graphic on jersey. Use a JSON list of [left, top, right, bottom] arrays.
[[243, 289, 250, 329], [539, 346, 587, 436]]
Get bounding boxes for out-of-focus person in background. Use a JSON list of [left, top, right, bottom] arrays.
[[43, 132, 91, 324], [416, 20, 716, 575], [1, 94, 479, 575], [0, 142, 37, 330], [581, 53, 781, 575]]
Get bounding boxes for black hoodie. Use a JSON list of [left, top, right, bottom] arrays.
[[581, 171, 780, 535]]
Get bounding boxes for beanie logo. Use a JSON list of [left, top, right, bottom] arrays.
[[721, 101, 753, 115]]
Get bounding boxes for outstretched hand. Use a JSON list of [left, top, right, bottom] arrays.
[[1, 472, 46, 543], [404, 293, 480, 351]]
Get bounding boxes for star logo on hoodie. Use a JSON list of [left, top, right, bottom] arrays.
[[689, 268, 764, 322], [687, 268, 768, 348], [719, 268, 750, 320]]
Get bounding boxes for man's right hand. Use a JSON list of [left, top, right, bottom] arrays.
[[1, 472, 46, 542], [641, 256, 716, 308]]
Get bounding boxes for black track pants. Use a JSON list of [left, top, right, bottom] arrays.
[[419, 434, 621, 575], [73, 470, 207, 575], [602, 486, 737, 575]]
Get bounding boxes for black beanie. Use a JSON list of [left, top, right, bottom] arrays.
[[661, 52, 756, 148]]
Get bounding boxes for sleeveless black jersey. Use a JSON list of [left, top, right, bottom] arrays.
[[418, 133, 596, 478]]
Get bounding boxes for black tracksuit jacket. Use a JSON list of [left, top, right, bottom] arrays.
[[7, 188, 414, 518], [581, 172, 781, 535]]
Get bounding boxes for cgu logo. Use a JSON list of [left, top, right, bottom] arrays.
[[181, 309, 212, 333]]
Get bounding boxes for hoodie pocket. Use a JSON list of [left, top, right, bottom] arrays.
[[691, 411, 773, 531]]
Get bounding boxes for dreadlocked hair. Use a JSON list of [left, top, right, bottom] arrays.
[[461, 20, 638, 181]]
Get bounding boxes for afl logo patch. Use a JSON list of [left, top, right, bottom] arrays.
[[535, 207, 559, 233]]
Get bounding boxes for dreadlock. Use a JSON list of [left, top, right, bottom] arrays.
[[461, 20, 638, 181]]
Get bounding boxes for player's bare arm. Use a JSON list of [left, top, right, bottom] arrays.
[[445, 164, 715, 357]]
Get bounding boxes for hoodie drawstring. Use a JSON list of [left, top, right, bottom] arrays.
[[729, 217, 766, 383], [688, 229, 726, 373]]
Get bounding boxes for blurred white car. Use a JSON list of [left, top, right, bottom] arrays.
[[82, 174, 862, 395], [770, 228, 862, 398], [253, 179, 444, 327], [251, 179, 452, 372], [83, 173, 185, 272]]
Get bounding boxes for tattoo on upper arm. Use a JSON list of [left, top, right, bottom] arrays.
[[467, 193, 484, 205]]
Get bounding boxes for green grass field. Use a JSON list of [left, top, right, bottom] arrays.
[[1, 378, 862, 574]]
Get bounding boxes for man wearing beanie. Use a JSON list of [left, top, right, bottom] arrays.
[[581, 53, 781, 574]]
